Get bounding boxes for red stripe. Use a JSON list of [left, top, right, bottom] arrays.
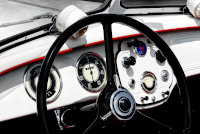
[[0, 49, 73, 76], [1, 26, 200, 76]]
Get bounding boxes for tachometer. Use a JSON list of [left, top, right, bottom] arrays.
[[24, 62, 62, 103], [76, 52, 107, 92]]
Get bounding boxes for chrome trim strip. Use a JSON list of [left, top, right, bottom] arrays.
[[61, 109, 76, 128]]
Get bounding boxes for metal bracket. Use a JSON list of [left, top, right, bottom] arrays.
[[54, 109, 63, 130], [101, 111, 112, 121]]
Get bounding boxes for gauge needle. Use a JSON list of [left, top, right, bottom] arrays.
[[86, 56, 94, 82], [90, 67, 94, 81]]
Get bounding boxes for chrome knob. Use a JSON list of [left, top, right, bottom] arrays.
[[128, 79, 135, 87], [161, 70, 169, 81]]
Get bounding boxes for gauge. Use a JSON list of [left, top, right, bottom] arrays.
[[135, 41, 147, 56], [76, 52, 107, 92], [141, 71, 157, 94], [24, 62, 62, 103]]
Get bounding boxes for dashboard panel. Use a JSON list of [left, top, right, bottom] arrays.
[[116, 38, 173, 107], [1, 29, 200, 122]]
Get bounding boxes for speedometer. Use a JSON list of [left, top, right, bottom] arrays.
[[76, 52, 107, 92], [24, 62, 62, 103]]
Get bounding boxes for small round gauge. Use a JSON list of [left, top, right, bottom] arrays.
[[141, 71, 157, 94], [24, 62, 62, 103], [76, 52, 107, 92]]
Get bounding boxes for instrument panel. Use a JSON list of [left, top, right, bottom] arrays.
[[23, 52, 107, 103], [116, 38, 173, 106], [22, 38, 173, 108]]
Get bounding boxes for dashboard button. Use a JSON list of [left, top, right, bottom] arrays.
[[152, 96, 156, 101], [119, 97, 131, 112], [128, 56, 136, 65], [155, 50, 166, 63], [128, 79, 135, 87], [161, 70, 169, 81]]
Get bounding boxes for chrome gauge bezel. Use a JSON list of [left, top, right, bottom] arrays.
[[23, 62, 62, 104], [140, 71, 157, 94], [75, 52, 107, 93]]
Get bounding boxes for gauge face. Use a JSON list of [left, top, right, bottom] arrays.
[[141, 72, 157, 94], [76, 53, 107, 92], [24, 62, 62, 103]]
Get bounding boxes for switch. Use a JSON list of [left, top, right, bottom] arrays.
[[141, 96, 149, 102], [128, 79, 135, 87], [155, 50, 166, 63], [122, 56, 136, 69]]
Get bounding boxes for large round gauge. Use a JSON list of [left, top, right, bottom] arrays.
[[76, 52, 107, 92], [141, 71, 157, 94], [24, 62, 62, 103]]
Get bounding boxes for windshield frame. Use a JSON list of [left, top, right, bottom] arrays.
[[120, 0, 186, 8]]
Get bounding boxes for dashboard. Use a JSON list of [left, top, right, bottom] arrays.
[[1, 28, 200, 131]]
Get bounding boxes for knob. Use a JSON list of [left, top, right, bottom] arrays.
[[161, 70, 169, 81], [128, 56, 136, 65], [162, 91, 169, 97], [128, 79, 135, 87], [122, 56, 136, 69], [155, 50, 166, 63], [141, 96, 149, 102], [127, 38, 140, 47], [152, 96, 156, 101]]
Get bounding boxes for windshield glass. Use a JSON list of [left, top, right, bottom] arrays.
[[121, 0, 187, 7]]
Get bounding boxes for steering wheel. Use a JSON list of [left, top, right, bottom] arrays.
[[36, 14, 191, 134]]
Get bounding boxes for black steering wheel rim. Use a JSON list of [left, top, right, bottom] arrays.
[[37, 14, 191, 134]]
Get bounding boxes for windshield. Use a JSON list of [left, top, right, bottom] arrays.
[[121, 0, 187, 7]]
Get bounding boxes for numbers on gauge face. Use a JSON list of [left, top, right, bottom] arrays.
[[79, 75, 84, 81], [79, 64, 83, 69], [76, 53, 107, 92], [100, 70, 104, 75], [95, 60, 98, 65], [24, 62, 62, 103], [29, 64, 56, 99]]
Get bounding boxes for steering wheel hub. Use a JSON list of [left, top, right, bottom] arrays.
[[119, 97, 131, 112], [110, 89, 136, 121]]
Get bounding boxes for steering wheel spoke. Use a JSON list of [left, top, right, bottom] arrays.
[[83, 116, 102, 134], [102, 21, 115, 85], [135, 110, 182, 134]]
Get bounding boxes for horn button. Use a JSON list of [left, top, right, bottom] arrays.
[[119, 97, 131, 112], [110, 89, 136, 121]]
